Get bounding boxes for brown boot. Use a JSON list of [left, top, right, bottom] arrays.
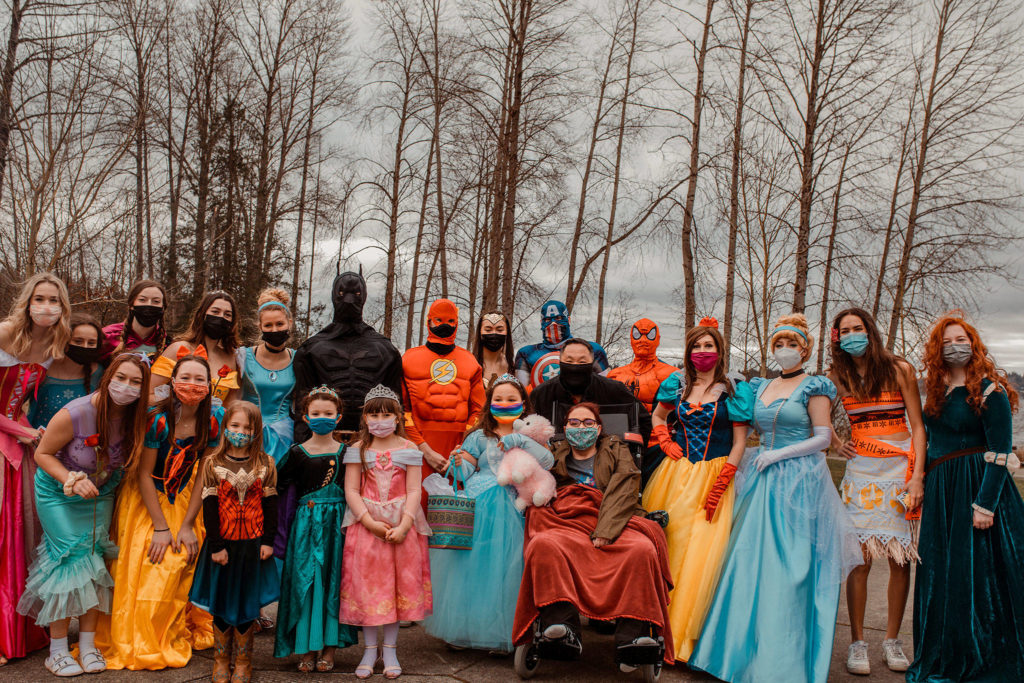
[[212, 625, 234, 682], [230, 624, 255, 683]]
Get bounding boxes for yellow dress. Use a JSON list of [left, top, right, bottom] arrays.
[[95, 408, 223, 669], [641, 375, 752, 662]]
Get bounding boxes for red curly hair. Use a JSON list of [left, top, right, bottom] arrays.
[[922, 315, 1018, 418]]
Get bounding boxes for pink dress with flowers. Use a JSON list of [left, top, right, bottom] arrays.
[[339, 444, 432, 626]]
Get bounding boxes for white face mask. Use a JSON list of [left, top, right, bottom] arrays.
[[29, 304, 61, 327], [773, 347, 804, 372], [108, 381, 141, 406]]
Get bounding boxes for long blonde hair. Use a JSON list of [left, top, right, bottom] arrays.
[[3, 272, 71, 360]]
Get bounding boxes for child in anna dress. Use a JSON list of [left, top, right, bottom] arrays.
[[341, 385, 432, 680], [189, 401, 280, 683]]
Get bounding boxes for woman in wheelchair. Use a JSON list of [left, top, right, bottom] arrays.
[[512, 402, 674, 673]]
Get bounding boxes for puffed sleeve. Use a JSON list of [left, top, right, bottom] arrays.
[[975, 383, 1014, 514], [654, 371, 684, 408], [725, 380, 754, 424], [207, 406, 225, 448], [144, 410, 169, 449], [150, 355, 175, 379], [799, 375, 838, 403]]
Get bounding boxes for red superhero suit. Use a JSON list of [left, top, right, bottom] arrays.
[[402, 299, 485, 473], [607, 318, 678, 412]]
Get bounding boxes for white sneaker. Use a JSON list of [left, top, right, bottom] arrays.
[[45, 652, 84, 677], [882, 638, 910, 672], [847, 640, 870, 675]]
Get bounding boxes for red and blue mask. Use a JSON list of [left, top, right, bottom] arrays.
[[540, 300, 570, 347]]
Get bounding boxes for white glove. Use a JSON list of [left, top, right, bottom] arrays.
[[754, 426, 831, 472]]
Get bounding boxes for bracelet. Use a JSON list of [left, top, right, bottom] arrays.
[[971, 503, 995, 517], [63, 471, 87, 497], [153, 527, 170, 533]]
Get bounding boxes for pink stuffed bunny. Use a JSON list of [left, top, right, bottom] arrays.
[[496, 415, 557, 511]]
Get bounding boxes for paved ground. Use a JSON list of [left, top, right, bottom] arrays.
[[5, 560, 913, 682]]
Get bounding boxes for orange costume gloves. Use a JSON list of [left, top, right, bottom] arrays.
[[703, 463, 737, 521], [651, 423, 683, 461]]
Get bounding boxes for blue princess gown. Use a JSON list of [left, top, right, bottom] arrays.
[[689, 375, 861, 683], [239, 346, 295, 465], [422, 429, 553, 651]]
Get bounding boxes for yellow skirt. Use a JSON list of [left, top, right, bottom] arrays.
[[642, 455, 735, 662], [95, 475, 213, 670]]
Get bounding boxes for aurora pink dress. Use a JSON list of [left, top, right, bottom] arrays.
[[0, 348, 50, 659], [339, 443, 432, 626]]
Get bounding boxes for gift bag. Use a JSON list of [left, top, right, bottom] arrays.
[[426, 467, 475, 550]]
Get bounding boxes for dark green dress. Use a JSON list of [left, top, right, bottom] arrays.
[[909, 382, 1024, 682], [273, 443, 359, 657]]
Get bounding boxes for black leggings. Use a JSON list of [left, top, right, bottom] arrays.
[[214, 615, 254, 633]]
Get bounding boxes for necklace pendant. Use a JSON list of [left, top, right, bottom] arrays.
[[269, 370, 277, 382]]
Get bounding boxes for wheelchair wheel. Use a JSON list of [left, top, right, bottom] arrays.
[[514, 641, 541, 679], [641, 662, 661, 683]]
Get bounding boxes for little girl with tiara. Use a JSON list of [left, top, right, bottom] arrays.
[[189, 401, 280, 683], [340, 384, 432, 679]]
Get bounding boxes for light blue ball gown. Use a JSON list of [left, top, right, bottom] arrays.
[[689, 374, 861, 683]]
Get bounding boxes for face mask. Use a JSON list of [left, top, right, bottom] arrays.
[[773, 347, 804, 372], [30, 304, 61, 327], [481, 333, 507, 352], [839, 332, 869, 357], [173, 381, 209, 406], [224, 430, 254, 448], [943, 343, 973, 368], [307, 416, 338, 435], [108, 380, 141, 406], [66, 344, 102, 366], [691, 351, 719, 373], [491, 402, 524, 424], [565, 426, 600, 450], [202, 314, 232, 340], [559, 361, 593, 393], [367, 416, 397, 437], [429, 323, 457, 339], [132, 305, 163, 328], [262, 329, 290, 348]]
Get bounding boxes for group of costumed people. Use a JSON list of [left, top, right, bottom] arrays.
[[0, 269, 1020, 683]]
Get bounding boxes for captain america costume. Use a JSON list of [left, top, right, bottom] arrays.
[[513, 300, 609, 389]]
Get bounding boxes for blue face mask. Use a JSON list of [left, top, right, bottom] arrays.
[[565, 426, 599, 450], [839, 332, 870, 357], [224, 430, 254, 448], [308, 416, 338, 435]]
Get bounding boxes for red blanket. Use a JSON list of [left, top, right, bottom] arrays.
[[512, 485, 675, 663]]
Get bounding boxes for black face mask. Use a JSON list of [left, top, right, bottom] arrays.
[[262, 329, 290, 349], [66, 344, 102, 366], [429, 323, 457, 339], [131, 305, 163, 328], [203, 314, 233, 341], [481, 333, 507, 352], [559, 361, 593, 393]]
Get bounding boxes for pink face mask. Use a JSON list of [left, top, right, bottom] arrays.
[[108, 381, 141, 406], [691, 351, 719, 373], [367, 416, 397, 438], [30, 304, 61, 327]]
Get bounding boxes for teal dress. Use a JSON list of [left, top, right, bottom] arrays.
[[240, 346, 295, 464], [908, 382, 1024, 682], [273, 443, 358, 657], [28, 368, 103, 429], [690, 375, 861, 683]]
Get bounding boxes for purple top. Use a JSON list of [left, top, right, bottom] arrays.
[[57, 393, 126, 485]]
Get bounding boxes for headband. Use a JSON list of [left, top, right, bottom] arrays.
[[482, 313, 505, 325], [771, 325, 808, 342], [259, 301, 289, 313]]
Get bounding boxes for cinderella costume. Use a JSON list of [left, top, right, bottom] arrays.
[[689, 375, 860, 683]]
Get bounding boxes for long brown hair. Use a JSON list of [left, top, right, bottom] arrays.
[[922, 314, 1019, 418], [69, 312, 105, 392], [682, 324, 733, 400], [113, 279, 168, 356], [473, 311, 514, 373], [828, 307, 902, 400], [154, 354, 214, 472], [178, 290, 239, 353], [355, 396, 407, 471], [469, 377, 531, 440], [204, 400, 265, 469], [100, 353, 152, 476]]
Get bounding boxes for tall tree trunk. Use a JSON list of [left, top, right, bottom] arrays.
[[406, 136, 436, 349], [816, 146, 848, 372], [871, 101, 914, 319], [292, 65, 321, 319], [0, 0, 25, 209]]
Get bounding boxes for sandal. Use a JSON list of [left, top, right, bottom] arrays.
[[45, 652, 84, 677], [355, 646, 378, 680], [80, 649, 107, 674], [297, 657, 315, 673], [256, 615, 275, 631], [382, 643, 402, 679], [315, 658, 334, 672]]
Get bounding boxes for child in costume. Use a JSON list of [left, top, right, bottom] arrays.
[[17, 354, 150, 676], [96, 354, 223, 670], [190, 400, 280, 683], [341, 385, 432, 679], [274, 386, 359, 671], [423, 374, 553, 652]]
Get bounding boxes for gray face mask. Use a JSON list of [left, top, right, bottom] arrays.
[[942, 343, 972, 368], [772, 347, 804, 372]]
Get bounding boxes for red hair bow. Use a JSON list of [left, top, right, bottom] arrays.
[[830, 328, 840, 343], [698, 316, 719, 329], [176, 344, 209, 361]]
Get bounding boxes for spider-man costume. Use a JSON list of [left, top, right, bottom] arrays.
[[513, 300, 609, 390], [607, 318, 678, 412], [402, 299, 485, 465]]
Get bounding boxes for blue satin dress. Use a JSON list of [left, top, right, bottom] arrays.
[[689, 375, 861, 683], [240, 346, 295, 464]]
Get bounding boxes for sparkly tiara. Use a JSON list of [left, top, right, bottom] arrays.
[[482, 313, 505, 325], [493, 373, 522, 387], [364, 384, 400, 404], [308, 385, 339, 401]]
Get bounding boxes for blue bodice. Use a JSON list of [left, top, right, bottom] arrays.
[[750, 375, 837, 449], [240, 346, 295, 425]]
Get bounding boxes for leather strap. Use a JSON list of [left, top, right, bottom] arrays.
[[925, 447, 983, 474]]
